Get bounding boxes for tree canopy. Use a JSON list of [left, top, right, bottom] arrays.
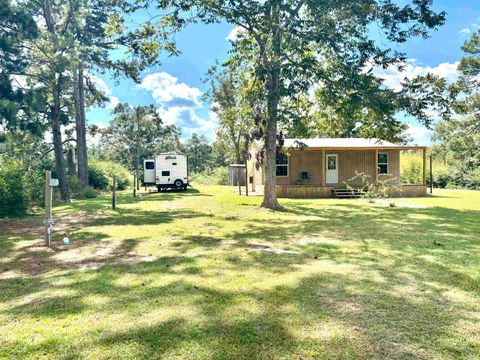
[[149, 0, 446, 209]]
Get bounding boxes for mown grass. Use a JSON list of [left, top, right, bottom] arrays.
[[0, 186, 479, 359]]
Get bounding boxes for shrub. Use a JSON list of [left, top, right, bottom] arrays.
[[0, 158, 27, 217], [82, 188, 98, 199], [88, 160, 132, 190], [345, 171, 400, 203], [190, 167, 229, 185]]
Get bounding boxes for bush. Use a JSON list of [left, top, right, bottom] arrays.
[[0, 158, 27, 217], [190, 167, 229, 185], [398, 152, 479, 189], [82, 188, 98, 199], [88, 160, 132, 190]]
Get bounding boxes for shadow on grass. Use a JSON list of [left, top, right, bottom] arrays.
[[1, 190, 479, 358], [3, 264, 476, 359]]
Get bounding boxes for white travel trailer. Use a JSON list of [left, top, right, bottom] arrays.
[[143, 153, 188, 191]]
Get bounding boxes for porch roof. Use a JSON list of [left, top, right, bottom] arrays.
[[284, 138, 426, 151]]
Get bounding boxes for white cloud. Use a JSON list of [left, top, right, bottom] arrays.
[[372, 59, 460, 91], [139, 72, 201, 105], [226, 26, 243, 41], [459, 28, 471, 34], [156, 106, 217, 140], [406, 124, 432, 146], [139, 72, 218, 140], [89, 75, 119, 109]]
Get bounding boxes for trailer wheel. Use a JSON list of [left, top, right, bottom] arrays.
[[174, 179, 183, 189]]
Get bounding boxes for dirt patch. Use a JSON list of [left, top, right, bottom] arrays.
[[242, 243, 300, 255], [0, 240, 157, 278], [375, 200, 428, 209], [295, 237, 342, 246], [0, 218, 43, 237]]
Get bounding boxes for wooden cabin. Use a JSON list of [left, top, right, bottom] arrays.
[[247, 138, 427, 198]]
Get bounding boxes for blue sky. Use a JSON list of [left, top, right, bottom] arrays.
[[87, 0, 480, 145]]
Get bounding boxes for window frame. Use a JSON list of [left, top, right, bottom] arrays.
[[161, 170, 170, 177], [145, 161, 154, 170], [378, 152, 388, 175], [276, 152, 289, 177]]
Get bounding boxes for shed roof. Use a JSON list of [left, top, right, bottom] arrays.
[[284, 138, 425, 150]]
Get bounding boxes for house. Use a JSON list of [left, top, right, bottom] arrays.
[[247, 138, 427, 198]]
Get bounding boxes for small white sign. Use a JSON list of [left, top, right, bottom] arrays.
[[49, 179, 59, 187]]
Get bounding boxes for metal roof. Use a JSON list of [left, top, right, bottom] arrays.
[[284, 138, 423, 149]]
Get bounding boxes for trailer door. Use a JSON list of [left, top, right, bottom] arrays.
[[144, 160, 155, 184]]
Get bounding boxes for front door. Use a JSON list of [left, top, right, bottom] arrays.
[[326, 154, 338, 184]]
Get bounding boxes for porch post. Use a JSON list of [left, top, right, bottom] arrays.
[[422, 148, 426, 186], [374, 149, 378, 184], [322, 149, 326, 186]]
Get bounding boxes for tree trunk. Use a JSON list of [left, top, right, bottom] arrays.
[[260, 1, 283, 210], [260, 84, 282, 210], [73, 64, 89, 187], [234, 141, 241, 164], [52, 76, 69, 200], [67, 148, 76, 176]]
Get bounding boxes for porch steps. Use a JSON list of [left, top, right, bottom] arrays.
[[332, 187, 366, 198]]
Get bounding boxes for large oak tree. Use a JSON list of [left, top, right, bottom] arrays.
[[150, 0, 446, 209]]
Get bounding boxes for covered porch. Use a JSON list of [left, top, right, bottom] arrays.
[[247, 138, 428, 198]]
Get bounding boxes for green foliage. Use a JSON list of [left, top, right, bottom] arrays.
[[97, 103, 181, 171], [206, 65, 254, 164], [182, 133, 214, 173], [67, 176, 98, 199], [88, 160, 132, 191], [345, 171, 399, 203], [400, 152, 424, 185], [82, 187, 99, 199], [190, 167, 229, 185], [400, 151, 480, 189], [0, 157, 27, 217]]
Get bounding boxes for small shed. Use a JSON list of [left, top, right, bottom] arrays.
[[228, 164, 246, 186]]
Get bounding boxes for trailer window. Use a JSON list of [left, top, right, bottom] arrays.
[[172, 163, 177, 166], [161, 171, 170, 176], [145, 161, 154, 170]]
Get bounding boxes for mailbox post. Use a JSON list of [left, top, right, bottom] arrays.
[[44, 170, 59, 247]]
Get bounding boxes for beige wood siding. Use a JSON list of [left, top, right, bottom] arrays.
[[247, 143, 265, 191], [281, 150, 322, 185], [337, 150, 376, 184], [248, 145, 401, 187]]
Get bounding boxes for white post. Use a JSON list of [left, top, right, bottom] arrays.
[[44, 170, 53, 247]]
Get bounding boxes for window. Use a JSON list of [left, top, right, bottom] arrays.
[[161, 171, 170, 176], [145, 161, 154, 170], [327, 156, 336, 170], [172, 162, 177, 166], [378, 152, 388, 174], [276, 153, 288, 177]]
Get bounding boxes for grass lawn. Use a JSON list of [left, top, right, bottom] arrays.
[[0, 186, 479, 359]]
